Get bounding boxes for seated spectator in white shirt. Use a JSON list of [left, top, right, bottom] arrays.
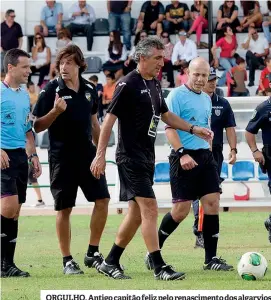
[[241, 27, 270, 86], [34, 1, 63, 36], [171, 29, 198, 68], [136, 1, 165, 37], [67, 0, 96, 51]]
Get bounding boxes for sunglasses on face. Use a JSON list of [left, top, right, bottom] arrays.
[[35, 37, 42, 40], [162, 35, 169, 38], [140, 35, 147, 38], [9, 15, 16, 18]]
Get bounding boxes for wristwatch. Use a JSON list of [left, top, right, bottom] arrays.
[[176, 147, 185, 158], [189, 125, 195, 134], [231, 148, 238, 154], [252, 149, 259, 154], [28, 153, 38, 161]]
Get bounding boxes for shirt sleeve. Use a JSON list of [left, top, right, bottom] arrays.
[[56, 3, 63, 15], [191, 5, 196, 12], [158, 3, 165, 14], [141, 1, 148, 13], [17, 24, 23, 38], [245, 105, 264, 134], [233, 4, 238, 11], [41, 7, 46, 21], [166, 89, 181, 117], [223, 101, 236, 128], [88, 4, 96, 23], [165, 5, 170, 14], [183, 3, 189, 11], [263, 38, 269, 49], [107, 82, 130, 118], [33, 84, 55, 118], [68, 3, 76, 20]]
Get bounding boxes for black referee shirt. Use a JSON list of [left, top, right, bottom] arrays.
[[246, 98, 271, 145], [33, 76, 98, 156], [211, 93, 236, 146]]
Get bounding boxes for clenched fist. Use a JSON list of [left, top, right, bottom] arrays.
[[53, 93, 67, 115]]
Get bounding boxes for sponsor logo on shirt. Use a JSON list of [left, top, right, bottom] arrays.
[[62, 95, 73, 100], [118, 82, 126, 87], [141, 89, 148, 94]]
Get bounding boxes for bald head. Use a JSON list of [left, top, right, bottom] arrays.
[[189, 57, 210, 73], [187, 57, 210, 93]]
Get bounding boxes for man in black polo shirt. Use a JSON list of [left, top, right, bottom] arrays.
[[33, 45, 110, 275], [1, 10, 23, 72], [245, 92, 271, 243], [192, 67, 237, 248], [136, 1, 165, 36], [91, 37, 213, 280]]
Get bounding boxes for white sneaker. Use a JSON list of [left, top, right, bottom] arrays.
[[35, 201, 45, 207]]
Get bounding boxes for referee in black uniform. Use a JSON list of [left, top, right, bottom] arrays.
[[192, 67, 237, 248], [33, 45, 110, 275], [91, 37, 212, 280], [245, 85, 271, 243]]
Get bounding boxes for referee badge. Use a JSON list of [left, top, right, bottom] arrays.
[[85, 92, 91, 102], [215, 109, 221, 116]]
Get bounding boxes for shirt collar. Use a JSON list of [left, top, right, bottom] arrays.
[[57, 76, 87, 91]]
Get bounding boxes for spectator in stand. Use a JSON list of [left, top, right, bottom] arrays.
[[124, 30, 148, 75], [216, 1, 241, 41], [49, 28, 73, 79], [211, 26, 237, 86], [175, 61, 189, 86], [1, 9, 23, 72], [164, 1, 191, 33], [136, 1, 164, 37], [171, 29, 198, 69], [88, 75, 104, 122], [262, 1, 271, 45], [258, 57, 271, 95], [107, 0, 132, 50], [102, 30, 127, 81], [28, 33, 51, 89], [238, 1, 262, 31], [27, 81, 38, 111], [34, 1, 63, 36], [102, 73, 117, 114], [67, 0, 95, 51], [227, 57, 249, 97], [160, 31, 175, 87], [187, 1, 208, 49], [241, 27, 269, 86]]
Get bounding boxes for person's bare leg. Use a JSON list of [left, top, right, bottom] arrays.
[[56, 208, 72, 257], [32, 182, 43, 201]]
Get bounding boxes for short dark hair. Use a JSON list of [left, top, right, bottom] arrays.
[[3, 49, 30, 73], [6, 9, 15, 16], [27, 81, 34, 88], [89, 75, 98, 82], [236, 57, 245, 65], [106, 73, 115, 80], [55, 44, 87, 75]]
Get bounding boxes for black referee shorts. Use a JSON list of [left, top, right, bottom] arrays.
[[49, 156, 110, 211], [169, 149, 220, 202], [1, 149, 28, 204], [117, 160, 155, 201]]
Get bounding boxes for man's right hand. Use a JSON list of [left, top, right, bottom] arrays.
[[193, 126, 213, 142], [253, 150, 265, 165], [180, 154, 198, 170], [43, 26, 48, 36], [1, 149, 10, 170], [53, 93, 67, 115], [90, 154, 106, 179]]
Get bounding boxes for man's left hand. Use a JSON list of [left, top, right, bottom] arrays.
[[56, 23, 62, 31], [31, 156, 42, 178], [124, 6, 131, 13], [193, 126, 213, 142], [150, 21, 157, 29], [228, 151, 237, 164]]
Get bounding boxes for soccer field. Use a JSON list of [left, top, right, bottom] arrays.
[[2, 212, 271, 300]]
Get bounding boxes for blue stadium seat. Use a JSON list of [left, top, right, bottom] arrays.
[[258, 165, 268, 180], [84, 57, 102, 73], [220, 162, 228, 179], [154, 162, 170, 183], [232, 161, 255, 181], [93, 18, 109, 36]]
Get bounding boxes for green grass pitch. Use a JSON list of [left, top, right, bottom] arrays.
[[2, 212, 271, 299]]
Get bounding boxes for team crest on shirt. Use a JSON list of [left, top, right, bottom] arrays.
[[215, 109, 221, 116], [85, 92, 91, 102]]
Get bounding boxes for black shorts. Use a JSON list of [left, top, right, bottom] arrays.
[[49, 156, 110, 211], [1, 148, 28, 204], [143, 21, 162, 31], [117, 160, 155, 201], [169, 149, 220, 202], [28, 164, 38, 184]]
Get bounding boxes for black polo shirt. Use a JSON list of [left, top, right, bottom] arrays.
[[1, 21, 23, 51], [211, 93, 236, 146], [141, 1, 164, 24], [33, 77, 98, 158], [109, 1, 128, 14], [107, 69, 168, 164], [246, 98, 271, 145]]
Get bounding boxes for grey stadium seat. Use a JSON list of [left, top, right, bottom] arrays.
[[94, 18, 109, 36], [84, 57, 102, 73]]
